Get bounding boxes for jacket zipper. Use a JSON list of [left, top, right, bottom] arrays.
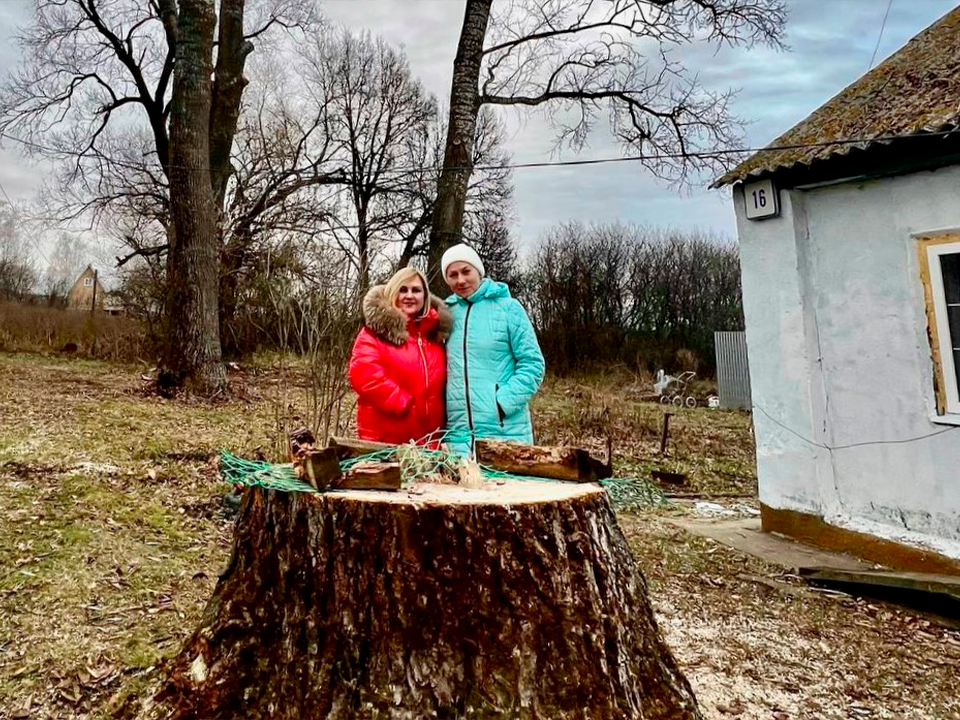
[[462, 303, 475, 448], [496, 383, 504, 427], [417, 334, 429, 431]]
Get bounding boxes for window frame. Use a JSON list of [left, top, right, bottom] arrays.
[[83, 277, 94, 287], [918, 234, 960, 417]]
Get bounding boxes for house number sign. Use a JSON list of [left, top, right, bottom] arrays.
[[743, 179, 780, 220]]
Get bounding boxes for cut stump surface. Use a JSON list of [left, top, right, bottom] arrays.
[[147, 479, 700, 720]]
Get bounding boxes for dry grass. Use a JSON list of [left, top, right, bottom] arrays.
[[0, 354, 275, 717], [533, 370, 756, 497], [0, 353, 956, 720], [0, 303, 149, 363]]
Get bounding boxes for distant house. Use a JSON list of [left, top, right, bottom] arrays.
[[66, 265, 106, 311], [714, 9, 960, 573]]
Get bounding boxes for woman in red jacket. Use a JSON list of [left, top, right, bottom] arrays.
[[349, 267, 451, 445]]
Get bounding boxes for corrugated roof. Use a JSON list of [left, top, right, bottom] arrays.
[[713, 6, 960, 188]]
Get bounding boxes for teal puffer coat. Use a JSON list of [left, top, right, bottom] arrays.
[[445, 278, 545, 456]]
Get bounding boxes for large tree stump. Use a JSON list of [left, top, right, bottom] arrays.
[[146, 481, 700, 719]]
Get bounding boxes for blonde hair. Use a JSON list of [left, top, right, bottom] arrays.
[[383, 267, 430, 319]]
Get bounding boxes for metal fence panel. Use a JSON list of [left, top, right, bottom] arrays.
[[714, 331, 751, 410]]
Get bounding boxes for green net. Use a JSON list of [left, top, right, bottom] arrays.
[[220, 453, 317, 494], [219, 432, 669, 513]]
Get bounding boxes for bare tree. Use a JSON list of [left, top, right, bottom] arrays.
[[215, 48, 345, 354], [282, 29, 519, 289], [395, 104, 517, 274], [301, 29, 437, 291], [0, 0, 315, 394], [427, 0, 787, 284], [0, 202, 38, 301], [43, 233, 89, 305], [469, 208, 519, 285], [159, 0, 228, 393], [459, 106, 516, 274]]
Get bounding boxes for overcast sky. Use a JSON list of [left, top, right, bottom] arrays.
[[1, 0, 957, 258]]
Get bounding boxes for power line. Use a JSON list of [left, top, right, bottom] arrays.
[[752, 402, 959, 452], [868, 0, 895, 71], [3, 123, 957, 258], [1, 127, 958, 179]]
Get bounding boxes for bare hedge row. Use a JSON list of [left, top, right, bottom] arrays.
[[516, 222, 743, 375]]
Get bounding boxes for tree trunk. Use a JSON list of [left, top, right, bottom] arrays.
[[209, 0, 253, 210], [426, 0, 492, 293], [159, 0, 227, 396], [357, 219, 371, 295], [218, 240, 248, 358], [146, 481, 701, 719]]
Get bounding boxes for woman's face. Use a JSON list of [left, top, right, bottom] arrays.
[[396, 276, 426, 319], [445, 261, 481, 299]]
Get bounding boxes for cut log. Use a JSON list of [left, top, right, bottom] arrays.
[[475, 439, 613, 482], [328, 436, 396, 459], [299, 448, 343, 490], [290, 427, 342, 490], [146, 480, 700, 719], [331, 461, 402, 491]]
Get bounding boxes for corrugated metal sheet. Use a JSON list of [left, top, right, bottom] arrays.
[[715, 331, 751, 410]]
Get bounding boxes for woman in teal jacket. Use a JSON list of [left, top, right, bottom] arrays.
[[441, 244, 545, 457]]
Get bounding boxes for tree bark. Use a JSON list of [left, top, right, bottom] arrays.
[[146, 481, 701, 719], [159, 0, 227, 396], [426, 0, 492, 293]]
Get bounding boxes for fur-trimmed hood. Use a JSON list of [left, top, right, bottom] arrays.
[[362, 285, 453, 346]]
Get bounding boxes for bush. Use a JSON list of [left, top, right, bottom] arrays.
[[0, 301, 150, 362]]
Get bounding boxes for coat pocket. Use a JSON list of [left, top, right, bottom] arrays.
[[495, 383, 505, 426]]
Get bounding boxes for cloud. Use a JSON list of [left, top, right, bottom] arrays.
[[0, 0, 955, 248], [321, 0, 460, 97]]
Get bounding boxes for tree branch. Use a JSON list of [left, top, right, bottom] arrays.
[[116, 242, 169, 267]]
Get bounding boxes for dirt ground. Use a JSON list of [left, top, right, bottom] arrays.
[[0, 353, 957, 719]]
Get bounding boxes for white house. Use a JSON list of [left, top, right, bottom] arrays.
[[715, 8, 960, 574]]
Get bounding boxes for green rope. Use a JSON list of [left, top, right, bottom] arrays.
[[218, 433, 669, 512]]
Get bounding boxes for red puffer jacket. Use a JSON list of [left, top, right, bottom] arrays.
[[349, 285, 451, 445]]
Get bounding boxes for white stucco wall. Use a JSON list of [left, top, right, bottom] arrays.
[[734, 164, 960, 559]]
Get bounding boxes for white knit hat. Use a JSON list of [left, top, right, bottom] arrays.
[[441, 243, 485, 278]]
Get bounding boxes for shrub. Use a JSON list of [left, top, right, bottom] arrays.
[[0, 301, 150, 362]]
